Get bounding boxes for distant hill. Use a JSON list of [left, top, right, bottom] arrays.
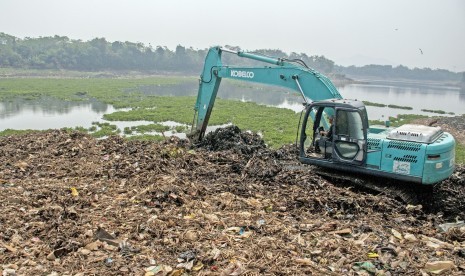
[[336, 54, 399, 68], [336, 64, 462, 83]]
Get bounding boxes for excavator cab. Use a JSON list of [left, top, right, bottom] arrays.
[[299, 99, 369, 168]]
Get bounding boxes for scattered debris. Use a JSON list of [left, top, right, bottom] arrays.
[[0, 127, 464, 274]]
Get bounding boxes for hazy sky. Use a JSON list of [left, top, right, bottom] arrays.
[[1, 0, 464, 71]]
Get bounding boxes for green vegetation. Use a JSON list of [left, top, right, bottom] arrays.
[[59, 123, 121, 138], [130, 124, 170, 134], [174, 125, 188, 133], [0, 77, 188, 104], [363, 101, 413, 110], [387, 114, 429, 127], [421, 109, 454, 115], [363, 101, 386, 107], [125, 134, 166, 142], [0, 129, 41, 136], [90, 122, 121, 138], [369, 114, 429, 128], [0, 33, 336, 74], [387, 104, 413, 110], [456, 142, 465, 165]]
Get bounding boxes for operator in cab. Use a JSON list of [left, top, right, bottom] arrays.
[[315, 115, 334, 154], [319, 115, 334, 139]]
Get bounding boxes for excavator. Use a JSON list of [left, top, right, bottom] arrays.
[[191, 46, 456, 189]]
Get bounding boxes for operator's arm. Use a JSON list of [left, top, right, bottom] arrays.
[[319, 125, 333, 139]]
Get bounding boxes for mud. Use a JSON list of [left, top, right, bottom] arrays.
[[1, 127, 464, 275]]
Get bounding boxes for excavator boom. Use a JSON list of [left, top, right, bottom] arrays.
[[192, 46, 341, 140]]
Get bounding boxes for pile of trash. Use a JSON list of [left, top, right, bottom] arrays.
[[195, 126, 266, 156], [1, 129, 464, 275]]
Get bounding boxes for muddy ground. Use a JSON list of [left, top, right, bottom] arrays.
[[1, 123, 464, 275]]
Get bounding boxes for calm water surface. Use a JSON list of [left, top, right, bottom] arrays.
[[0, 80, 463, 131]]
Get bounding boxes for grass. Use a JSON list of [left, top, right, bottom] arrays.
[[130, 124, 170, 134], [0, 76, 192, 106], [456, 142, 465, 165], [0, 129, 41, 136], [125, 134, 166, 142], [89, 122, 120, 138], [369, 114, 429, 128]]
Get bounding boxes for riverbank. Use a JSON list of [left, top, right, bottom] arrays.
[[1, 74, 464, 161]]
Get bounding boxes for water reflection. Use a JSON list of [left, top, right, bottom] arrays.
[[339, 83, 464, 119], [0, 97, 110, 119], [136, 80, 305, 107], [137, 80, 464, 119], [0, 97, 116, 130]]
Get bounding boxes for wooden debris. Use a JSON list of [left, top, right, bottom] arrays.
[[0, 128, 464, 274]]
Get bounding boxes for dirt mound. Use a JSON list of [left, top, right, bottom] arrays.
[[195, 125, 265, 155], [1, 130, 465, 275]]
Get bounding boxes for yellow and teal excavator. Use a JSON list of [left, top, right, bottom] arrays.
[[191, 46, 455, 185]]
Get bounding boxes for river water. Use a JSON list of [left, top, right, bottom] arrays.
[[0, 80, 463, 131]]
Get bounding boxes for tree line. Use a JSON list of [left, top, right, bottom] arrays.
[[337, 64, 462, 82], [0, 33, 335, 74], [0, 33, 462, 82]]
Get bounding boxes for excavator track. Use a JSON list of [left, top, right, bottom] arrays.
[[313, 168, 434, 205], [280, 161, 433, 205]]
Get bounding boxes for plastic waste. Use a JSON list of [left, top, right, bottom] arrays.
[[391, 228, 403, 240], [353, 261, 377, 274], [438, 221, 465, 233], [424, 260, 455, 274], [178, 250, 197, 262], [104, 258, 113, 267], [2, 268, 16, 276]]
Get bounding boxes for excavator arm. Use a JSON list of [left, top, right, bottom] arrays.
[[192, 46, 343, 141]]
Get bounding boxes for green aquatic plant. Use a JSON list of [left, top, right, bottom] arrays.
[[363, 101, 386, 107], [387, 104, 413, 110], [421, 109, 446, 114]]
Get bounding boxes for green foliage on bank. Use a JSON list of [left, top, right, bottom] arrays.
[[0, 76, 190, 103]]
